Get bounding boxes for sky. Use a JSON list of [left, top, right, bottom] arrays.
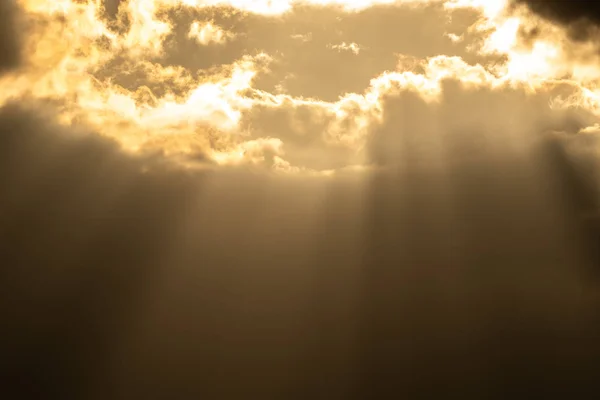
[[2, 0, 600, 398]]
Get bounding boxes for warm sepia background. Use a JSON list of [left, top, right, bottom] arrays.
[[2, 0, 600, 398]]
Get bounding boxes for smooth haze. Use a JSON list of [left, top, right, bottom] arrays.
[[2, 0, 600, 398]]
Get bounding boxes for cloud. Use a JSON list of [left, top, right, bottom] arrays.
[[6, 2, 600, 397], [368, 74, 597, 166], [3, 93, 600, 397], [0, 0, 21, 73], [358, 124, 600, 398], [103, 0, 123, 20], [512, 1, 600, 41], [0, 102, 201, 397], [0, 101, 334, 397], [503, 1, 600, 77], [187, 20, 234, 45], [6, 0, 600, 176], [329, 41, 362, 54], [158, 2, 493, 101]]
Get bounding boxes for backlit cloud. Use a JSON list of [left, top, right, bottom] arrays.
[[2, 0, 600, 173], [188, 20, 234, 45]]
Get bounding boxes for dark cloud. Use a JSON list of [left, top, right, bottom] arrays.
[[0, 101, 354, 398], [0, 0, 21, 73], [359, 81, 600, 396], [368, 79, 597, 166], [2, 98, 600, 399], [514, 1, 600, 41], [0, 102, 204, 398]]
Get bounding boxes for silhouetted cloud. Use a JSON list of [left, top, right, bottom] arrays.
[[514, 1, 600, 41], [0, 102, 352, 398], [2, 98, 600, 398]]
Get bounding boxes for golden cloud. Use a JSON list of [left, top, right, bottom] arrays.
[[1, 0, 599, 173]]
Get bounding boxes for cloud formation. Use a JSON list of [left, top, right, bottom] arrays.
[[513, 1, 600, 41], [2, 0, 599, 174], [3, 96, 600, 398], [4, 0, 600, 397]]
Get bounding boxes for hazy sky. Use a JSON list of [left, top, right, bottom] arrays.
[[3, 1, 600, 398]]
